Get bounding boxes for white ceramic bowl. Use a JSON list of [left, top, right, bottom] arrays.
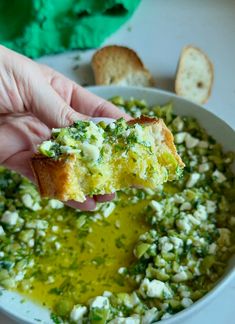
[[0, 86, 234, 324]]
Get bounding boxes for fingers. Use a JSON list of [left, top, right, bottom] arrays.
[[39, 64, 131, 121], [66, 193, 116, 210], [70, 85, 132, 120], [0, 115, 50, 179], [2, 150, 35, 181], [66, 197, 96, 211], [30, 79, 90, 129], [94, 193, 116, 203]]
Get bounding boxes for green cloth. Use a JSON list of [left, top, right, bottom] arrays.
[[0, 0, 141, 58]]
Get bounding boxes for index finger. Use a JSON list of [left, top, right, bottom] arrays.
[[39, 63, 131, 121], [70, 84, 131, 120]]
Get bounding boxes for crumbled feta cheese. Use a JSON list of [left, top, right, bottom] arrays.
[[90, 296, 109, 309], [152, 124, 164, 143], [109, 123, 116, 130], [172, 117, 184, 131], [193, 236, 206, 246], [70, 304, 87, 323], [0, 225, 5, 236], [198, 163, 210, 173], [22, 194, 41, 211], [160, 303, 169, 311], [62, 146, 81, 154], [161, 313, 172, 320], [208, 243, 217, 255], [187, 239, 192, 245], [92, 213, 102, 221], [52, 225, 59, 232], [159, 236, 168, 245], [190, 160, 197, 167], [198, 140, 209, 148], [48, 235, 57, 242], [39, 140, 53, 152], [47, 276, 55, 284], [26, 220, 48, 230], [142, 307, 159, 324], [185, 134, 199, 149], [180, 202, 192, 211], [206, 200, 217, 214], [28, 239, 35, 247], [186, 173, 200, 188], [172, 271, 188, 282], [81, 143, 100, 161], [140, 278, 172, 299], [38, 230, 46, 237], [124, 129, 131, 137], [176, 216, 191, 232], [103, 202, 115, 218], [161, 242, 174, 253], [55, 242, 61, 250], [213, 170, 226, 183], [181, 290, 191, 298], [218, 228, 231, 246], [51, 128, 61, 134], [115, 220, 121, 229], [15, 271, 25, 282], [48, 199, 64, 209], [118, 267, 127, 275], [125, 292, 140, 308], [194, 205, 207, 220], [181, 297, 193, 308], [170, 236, 183, 249], [174, 132, 187, 144], [109, 317, 140, 324], [143, 188, 154, 196], [173, 195, 185, 204], [1, 211, 19, 226], [150, 200, 163, 218]]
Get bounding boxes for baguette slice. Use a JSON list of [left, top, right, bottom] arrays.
[[31, 117, 184, 202], [92, 45, 154, 87], [175, 46, 214, 104]]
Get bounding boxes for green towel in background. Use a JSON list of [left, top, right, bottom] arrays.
[[0, 0, 141, 58]]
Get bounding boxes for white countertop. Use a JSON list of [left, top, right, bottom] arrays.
[[1, 0, 235, 323]]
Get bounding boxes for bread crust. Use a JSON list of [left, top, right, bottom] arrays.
[[31, 154, 75, 201], [31, 117, 184, 201], [128, 116, 184, 167], [92, 45, 154, 86], [175, 45, 214, 104]]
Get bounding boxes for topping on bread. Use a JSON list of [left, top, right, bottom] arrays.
[[31, 117, 184, 202]]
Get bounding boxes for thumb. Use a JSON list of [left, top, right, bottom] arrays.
[[29, 81, 89, 128]]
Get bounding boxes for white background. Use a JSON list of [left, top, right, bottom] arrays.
[[1, 0, 235, 323]]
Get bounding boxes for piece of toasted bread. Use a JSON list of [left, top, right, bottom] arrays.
[[31, 117, 184, 202], [175, 46, 214, 104], [92, 45, 154, 87]]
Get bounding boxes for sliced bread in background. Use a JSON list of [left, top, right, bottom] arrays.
[[92, 45, 154, 87], [175, 46, 214, 104]]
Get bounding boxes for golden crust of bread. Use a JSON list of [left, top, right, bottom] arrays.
[[31, 117, 184, 201], [92, 45, 154, 86], [128, 116, 184, 168], [31, 154, 75, 201]]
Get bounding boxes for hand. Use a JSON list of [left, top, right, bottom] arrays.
[[0, 46, 130, 210]]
